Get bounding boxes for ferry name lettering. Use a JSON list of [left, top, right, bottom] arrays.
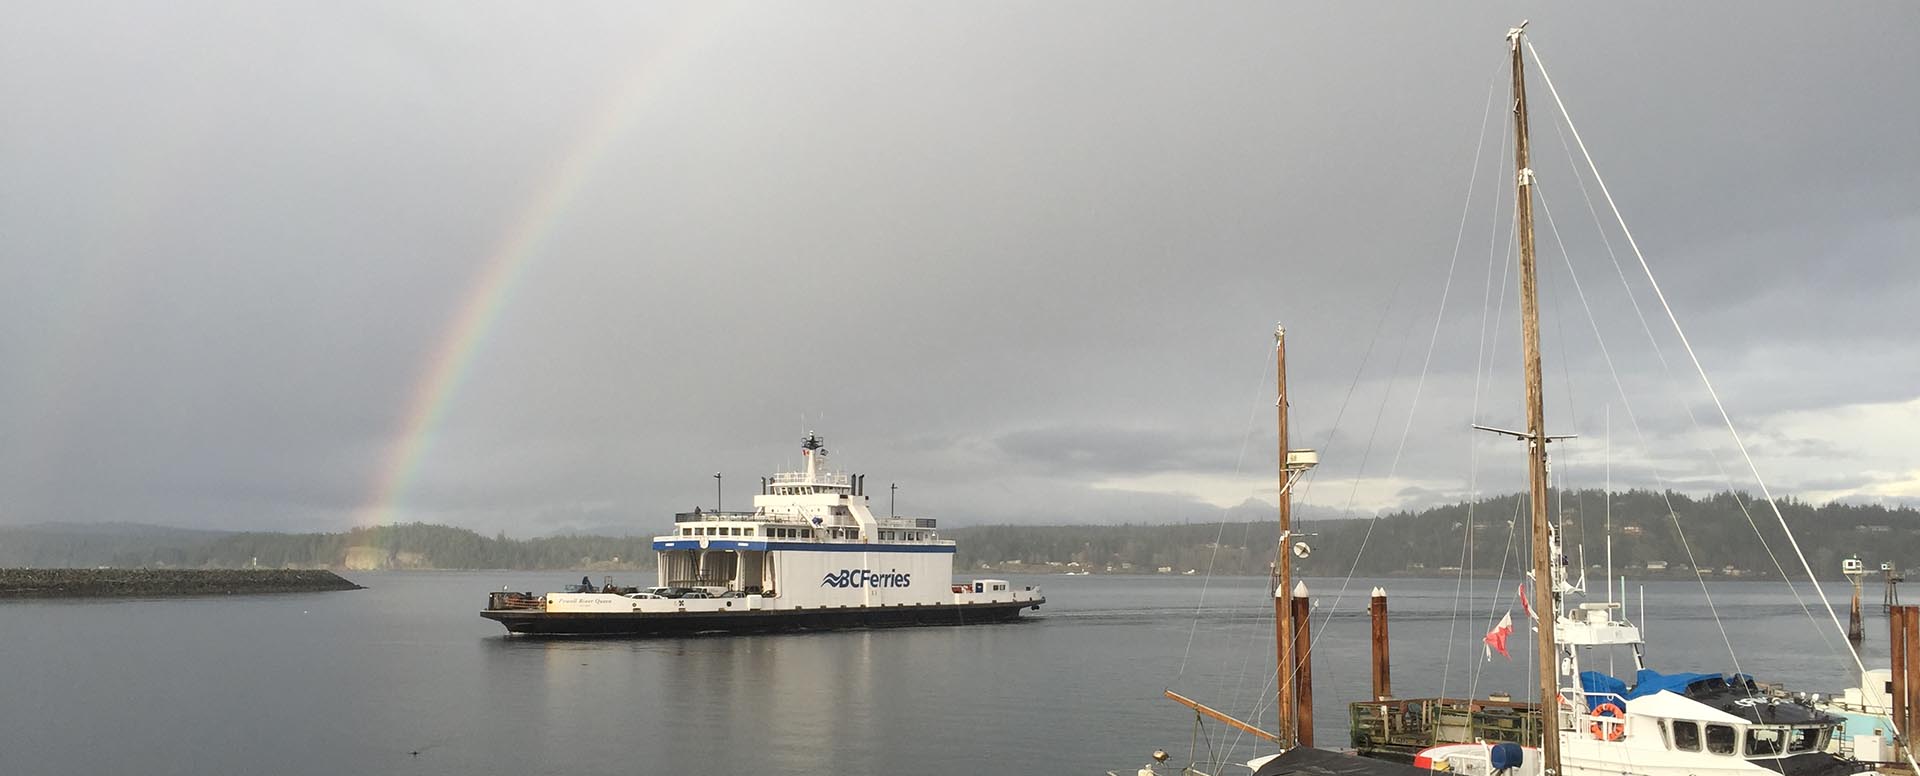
[[820, 569, 912, 589]]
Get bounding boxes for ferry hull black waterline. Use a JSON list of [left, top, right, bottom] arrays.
[[482, 599, 1041, 636]]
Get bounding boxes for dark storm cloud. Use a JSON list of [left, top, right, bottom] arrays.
[[0, 2, 1914, 535]]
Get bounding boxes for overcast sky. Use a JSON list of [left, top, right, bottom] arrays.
[[2, 2, 1914, 536]]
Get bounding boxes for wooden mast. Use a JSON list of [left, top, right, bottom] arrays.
[[1509, 22, 1561, 776], [1274, 323, 1297, 748]]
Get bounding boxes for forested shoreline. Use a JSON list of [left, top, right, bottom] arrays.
[[2, 490, 1914, 577]]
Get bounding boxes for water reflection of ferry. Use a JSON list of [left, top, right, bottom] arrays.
[[481, 434, 1045, 636]]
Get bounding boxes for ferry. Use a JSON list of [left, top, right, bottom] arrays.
[[480, 434, 1045, 635]]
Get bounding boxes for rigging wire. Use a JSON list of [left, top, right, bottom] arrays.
[[1170, 342, 1275, 687], [1535, 52, 1841, 663], [1536, 181, 1751, 681], [1448, 144, 1520, 700], [1447, 180, 1518, 698], [1468, 496, 1525, 699], [1217, 275, 1411, 758], [1177, 279, 1410, 758], [1524, 44, 1899, 759]]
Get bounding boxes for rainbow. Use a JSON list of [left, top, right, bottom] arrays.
[[355, 11, 716, 528]]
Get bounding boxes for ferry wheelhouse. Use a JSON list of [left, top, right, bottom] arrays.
[[481, 434, 1045, 635]]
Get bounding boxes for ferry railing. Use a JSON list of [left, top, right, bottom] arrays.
[[768, 472, 851, 486], [673, 510, 758, 523]]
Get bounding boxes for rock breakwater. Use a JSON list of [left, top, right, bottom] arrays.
[[0, 568, 364, 598]]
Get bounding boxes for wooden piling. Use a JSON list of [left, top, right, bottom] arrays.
[[1893, 605, 1908, 751], [1370, 587, 1392, 700], [1851, 578, 1865, 643], [1907, 606, 1920, 747], [1292, 582, 1314, 747]]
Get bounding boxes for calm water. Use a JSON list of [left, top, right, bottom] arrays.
[[0, 572, 1891, 775]]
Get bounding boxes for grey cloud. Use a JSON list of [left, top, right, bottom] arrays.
[[993, 425, 1242, 477], [1, 2, 1915, 536]]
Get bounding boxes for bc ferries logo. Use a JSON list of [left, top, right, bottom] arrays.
[[820, 569, 912, 588]]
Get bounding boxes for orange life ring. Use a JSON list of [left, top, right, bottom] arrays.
[[1588, 702, 1625, 741]]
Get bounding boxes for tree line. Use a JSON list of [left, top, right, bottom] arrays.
[[4, 490, 1914, 575], [947, 490, 1920, 579]]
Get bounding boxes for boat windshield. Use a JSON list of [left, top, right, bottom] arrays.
[[1740, 725, 1831, 757], [1746, 727, 1787, 757], [1790, 727, 1827, 753]]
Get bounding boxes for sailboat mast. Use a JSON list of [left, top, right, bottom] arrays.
[[1509, 23, 1561, 776], [1274, 324, 1297, 748]]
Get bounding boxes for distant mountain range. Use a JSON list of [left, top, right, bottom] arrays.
[[3, 490, 1914, 577]]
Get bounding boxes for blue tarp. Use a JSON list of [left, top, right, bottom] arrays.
[[1577, 668, 1737, 709], [1578, 671, 1627, 708], [1627, 669, 1724, 699]]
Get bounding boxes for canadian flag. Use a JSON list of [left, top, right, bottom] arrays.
[[1483, 610, 1515, 661], [1519, 582, 1537, 623]]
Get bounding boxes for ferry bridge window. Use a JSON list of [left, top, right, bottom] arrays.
[[1671, 721, 1700, 752], [1705, 724, 1736, 755], [1747, 727, 1786, 756]]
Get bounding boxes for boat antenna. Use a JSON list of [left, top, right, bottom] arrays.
[[1508, 20, 1561, 776]]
